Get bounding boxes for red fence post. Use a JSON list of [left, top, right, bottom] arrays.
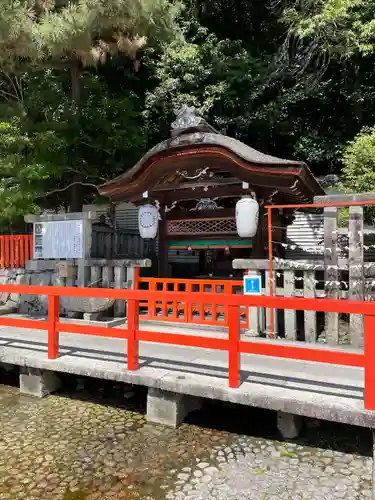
[[127, 298, 139, 370], [228, 304, 240, 388], [4, 236, 9, 269], [48, 295, 60, 359], [364, 315, 375, 410], [19, 236, 25, 268], [0, 237, 4, 268]]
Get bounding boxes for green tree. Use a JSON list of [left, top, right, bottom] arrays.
[[340, 126, 375, 193], [338, 125, 375, 223], [0, 69, 148, 227], [144, 1, 375, 176], [0, 0, 181, 210], [281, 0, 375, 62]]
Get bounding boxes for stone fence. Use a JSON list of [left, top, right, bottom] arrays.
[[233, 258, 375, 348], [0, 259, 151, 319]]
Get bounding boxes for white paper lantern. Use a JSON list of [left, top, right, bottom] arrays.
[[235, 197, 259, 238], [138, 204, 159, 239]]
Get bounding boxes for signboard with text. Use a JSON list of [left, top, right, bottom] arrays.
[[33, 220, 84, 259]]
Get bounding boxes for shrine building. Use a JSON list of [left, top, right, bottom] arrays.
[[98, 107, 324, 280]]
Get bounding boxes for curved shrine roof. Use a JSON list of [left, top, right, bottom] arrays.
[[99, 108, 324, 205]]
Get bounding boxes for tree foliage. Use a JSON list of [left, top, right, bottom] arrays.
[[0, 0, 182, 213], [341, 127, 375, 193], [282, 0, 375, 62], [0, 0, 375, 228], [0, 0, 182, 69], [0, 69, 148, 225], [144, 1, 375, 177]]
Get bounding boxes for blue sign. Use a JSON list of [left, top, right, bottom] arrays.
[[243, 275, 262, 295]]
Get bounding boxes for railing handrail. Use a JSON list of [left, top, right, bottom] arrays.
[[1, 282, 375, 409], [0, 283, 375, 316]]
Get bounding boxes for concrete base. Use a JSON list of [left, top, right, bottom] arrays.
[[277, 411, 302, 439], [19, 367, 61, 398], [83, 312, 101, 321], [66, 312, 81, 319], [65, 317, 125, 328], [147, 388, 202, 428], [140, 319, 229, 334]]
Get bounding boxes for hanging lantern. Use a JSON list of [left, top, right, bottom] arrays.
[[187, 244, 192, 253], [235, 196, 259, 238], [224, 244, 230, 256], [138, 204, 159, 239]]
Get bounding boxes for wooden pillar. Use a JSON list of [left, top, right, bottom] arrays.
[[252, 206, 265, 258], [198, 250, 205, 275], [248, 206, 265, 334], [158, 206, 169, 277]]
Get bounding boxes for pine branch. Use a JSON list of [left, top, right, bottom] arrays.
[[45, 181, 99, 197], [66, 167, 108, 182]]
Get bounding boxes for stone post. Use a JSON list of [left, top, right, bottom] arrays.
[[324, 207, 339, 344], [20, 367, 61, 397], [114, 264, 126, 317], [349, 206, 364, 347], [77, 214, 94, 287], [146, 388, 202, 428], [246, 270, 263, 337]]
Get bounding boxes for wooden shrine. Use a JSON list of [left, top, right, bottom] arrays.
[[99, 106, 324, 277]]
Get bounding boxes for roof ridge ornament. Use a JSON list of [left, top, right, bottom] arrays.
[[190, 198, 223, 211], [171, 105, 205, 131]]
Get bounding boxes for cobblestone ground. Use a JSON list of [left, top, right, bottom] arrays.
[[0, 374, 372, 500]]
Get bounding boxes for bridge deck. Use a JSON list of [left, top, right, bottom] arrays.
[[0, 321, 372, 429]]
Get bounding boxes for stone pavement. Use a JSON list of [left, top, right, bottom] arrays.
[[0, 376, 372, 500], [164, 439, 372, 500], [0, 321, 371, 429]]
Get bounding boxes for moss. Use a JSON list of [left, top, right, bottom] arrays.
[[252, 467, 267, 475], [279, 449, 295, 458], [62, 489, 87, 500]]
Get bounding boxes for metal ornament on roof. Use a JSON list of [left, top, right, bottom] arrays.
[[176, 167, 213, 181], [171, 105, 205, 130], [191, 198, 223, 211]]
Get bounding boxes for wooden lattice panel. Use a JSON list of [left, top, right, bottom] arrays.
[[168, 217, 237, 235]]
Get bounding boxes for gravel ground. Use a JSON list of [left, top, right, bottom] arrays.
[[0, 372, 372, 500]]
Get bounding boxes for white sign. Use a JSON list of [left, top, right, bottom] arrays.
[[33, 220, 84, 259], [243, 275, 262, 295]]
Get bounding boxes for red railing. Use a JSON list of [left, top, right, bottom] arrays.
[[0, 235, 33, 268], [0, 284, 374, 409], [137, 277, 249, 327]]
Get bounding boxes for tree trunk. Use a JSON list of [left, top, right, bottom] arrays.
[[69, 61, 82, 213]]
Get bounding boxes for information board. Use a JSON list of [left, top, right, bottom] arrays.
[[243, 275, 262, 295], [33, 220, 84, 259]]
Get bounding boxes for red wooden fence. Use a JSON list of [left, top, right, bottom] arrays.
[[137, 277, 249, 327], [0, 235, 33, 269], [0, 283, 373, 409]]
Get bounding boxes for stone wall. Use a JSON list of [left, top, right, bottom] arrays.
[[0, 263, 56, 316], [0, 258, 151, 317]]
